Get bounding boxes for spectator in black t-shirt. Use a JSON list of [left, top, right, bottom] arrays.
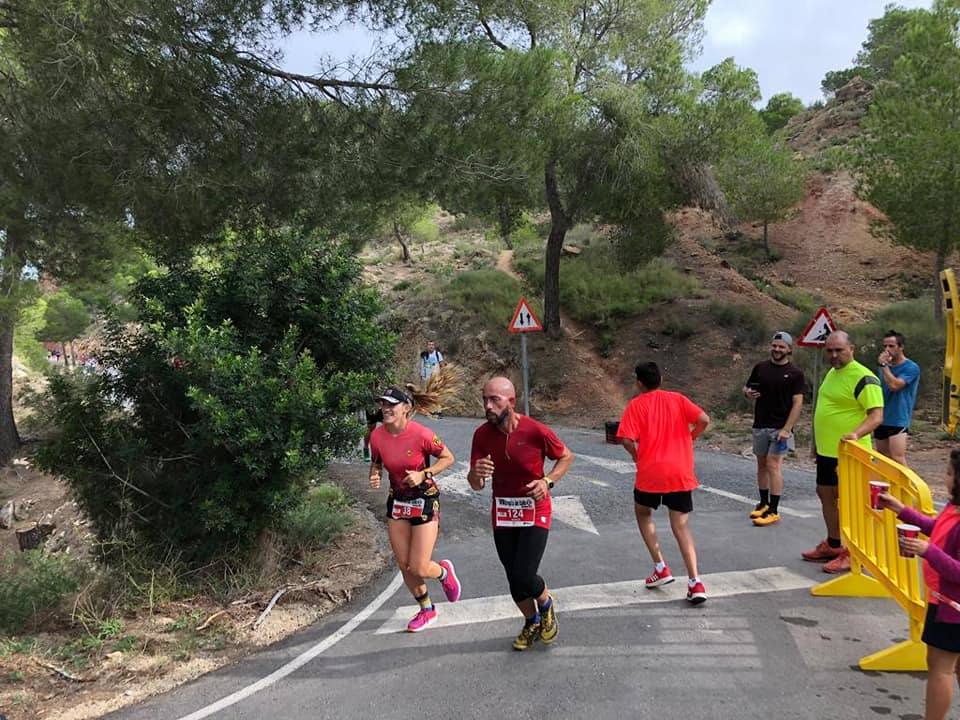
[[742, 331, 806, 527]]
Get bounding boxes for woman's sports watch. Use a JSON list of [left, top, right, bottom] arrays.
[[545, 477, 555, 490], [423, 470, 434, 480]]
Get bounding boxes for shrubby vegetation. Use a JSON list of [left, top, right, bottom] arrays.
[[516, 239, 699, 327], [30, 229, 392, 568], [0, 550, 81, 634]]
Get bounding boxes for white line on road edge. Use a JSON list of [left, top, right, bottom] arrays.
[[375, 566, 815, 634], [697, 486, 814, 518], [176, 572, 404, 720], [575, 452, 814, 518]]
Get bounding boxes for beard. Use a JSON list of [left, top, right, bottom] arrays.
[[771, 350, 788, 362], [486, 408, 511, 427]]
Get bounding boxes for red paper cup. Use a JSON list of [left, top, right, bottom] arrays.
[[897, 523, 921, 557], [869, 481, 890, 510]]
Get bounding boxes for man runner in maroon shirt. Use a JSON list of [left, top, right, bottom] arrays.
[[468, 376, 575, 650]]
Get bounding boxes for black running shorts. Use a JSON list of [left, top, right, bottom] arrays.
[[815, 454, 839, 487], [386, 490, 440, 526], [633, 489, 693, 514], [873, 425, 907, 441]]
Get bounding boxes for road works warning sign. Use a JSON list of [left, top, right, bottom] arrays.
[[797, 307, 837, 347], [508, 297, 543, 333]]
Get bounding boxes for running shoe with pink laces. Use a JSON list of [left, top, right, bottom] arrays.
[[645, 564, 675, 588], [438, 559, 461, 603], [406, 607, 438, 633]]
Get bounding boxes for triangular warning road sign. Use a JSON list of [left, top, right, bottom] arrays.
[[797, 307, 837, 347], [508, 297, 543, 334]]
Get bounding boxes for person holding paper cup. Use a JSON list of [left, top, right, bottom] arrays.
[[877, 449, 960, 720]]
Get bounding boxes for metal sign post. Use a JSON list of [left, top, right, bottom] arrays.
[[508, 297, 543, 416], [797, 306, 837, 452]]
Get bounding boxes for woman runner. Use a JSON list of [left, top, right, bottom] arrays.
[[369, 385, 462, 632], [879, 450, 960, 720]]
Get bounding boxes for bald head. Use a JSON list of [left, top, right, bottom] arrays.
[[824, 330, 855, 368], [483, 376, 517, 427], [484, 376, 516, 399], [826, 331, 851, 346]]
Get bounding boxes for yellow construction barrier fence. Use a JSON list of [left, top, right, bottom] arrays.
[[811, 440, 935, 671]]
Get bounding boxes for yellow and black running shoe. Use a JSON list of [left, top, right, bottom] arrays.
[[540, 600, 558, 645], [512, 621, 541, 651], [749, 502, 769, 519]]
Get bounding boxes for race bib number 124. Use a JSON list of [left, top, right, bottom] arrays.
[[495, 496, 535, 527]]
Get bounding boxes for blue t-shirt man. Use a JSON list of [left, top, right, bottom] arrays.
[[881, 358, 920, 427]]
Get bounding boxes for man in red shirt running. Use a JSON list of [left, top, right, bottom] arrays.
[[617, 362, 711, 604], [468, 376, 575, 651]]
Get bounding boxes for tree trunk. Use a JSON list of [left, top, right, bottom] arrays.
[[543, 160, 570, 339], [392, 221, 411, 264], [0, 225, 24, 465]]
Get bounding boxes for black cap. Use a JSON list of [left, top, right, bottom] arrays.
[[376, 387, 411, 405]]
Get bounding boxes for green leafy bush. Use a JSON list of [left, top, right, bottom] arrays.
[[30, 229, 394, 567], [0, 550, 81, 633], [442, 268, 522, 330], [515, 242, 697, 327], [282, 483, 353, 555], [709, 302, 770, 349]]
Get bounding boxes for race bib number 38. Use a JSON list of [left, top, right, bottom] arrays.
[[392, 498, 425, 520], [495, 497, 535, 527]]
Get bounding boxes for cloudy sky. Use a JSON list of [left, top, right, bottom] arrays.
[[690, 0, 932, 103], [280, 0, 933, 105]]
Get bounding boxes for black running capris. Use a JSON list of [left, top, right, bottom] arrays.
[[493, 526, 549, 602]]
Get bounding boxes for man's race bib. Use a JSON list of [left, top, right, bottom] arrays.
[[495, 496, 535, 527], [391, 498, 425, 520]]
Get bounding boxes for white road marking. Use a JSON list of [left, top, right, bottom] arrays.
[[575, 452, 814, 519], [576, 452, 635, 474], [697, 486, 814, 518], [551, 495, 599, 534], [375, 566, 815, 634], [439, 462, 474, 497], [176, 572, 404, 720]]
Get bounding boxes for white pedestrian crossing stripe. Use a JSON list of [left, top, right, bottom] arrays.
[[374, 566, 815, 634]]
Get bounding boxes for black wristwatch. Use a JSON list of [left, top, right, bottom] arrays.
[[424, 470, 434, 480]]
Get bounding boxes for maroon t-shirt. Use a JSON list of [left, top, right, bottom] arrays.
[[470, 415, 567, 530]]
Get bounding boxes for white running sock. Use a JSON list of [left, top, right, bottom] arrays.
[[688, 577, 700, 586], [655, 561, 666, 572]]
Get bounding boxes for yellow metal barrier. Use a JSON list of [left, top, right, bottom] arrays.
[[811, 440, 935, 671], [941, 269, 960, 435]]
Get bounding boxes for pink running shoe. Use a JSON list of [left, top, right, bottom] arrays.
[[439, 559, 462, 603], [406, 607, 438, 633]]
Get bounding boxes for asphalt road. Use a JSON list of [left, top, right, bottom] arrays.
[[107, 417, 934, 720]]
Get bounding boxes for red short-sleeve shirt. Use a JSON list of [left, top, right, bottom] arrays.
[[470, 415, 568, 530], [370, 421, 445, 499], [617, 389, 703, 493]]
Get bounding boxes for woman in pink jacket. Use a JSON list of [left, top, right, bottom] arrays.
[[880, 449, 960, 720]]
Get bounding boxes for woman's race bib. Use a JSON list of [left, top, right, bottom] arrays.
[[391, 498, 425, 520], [495, 496, 535, 527]]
